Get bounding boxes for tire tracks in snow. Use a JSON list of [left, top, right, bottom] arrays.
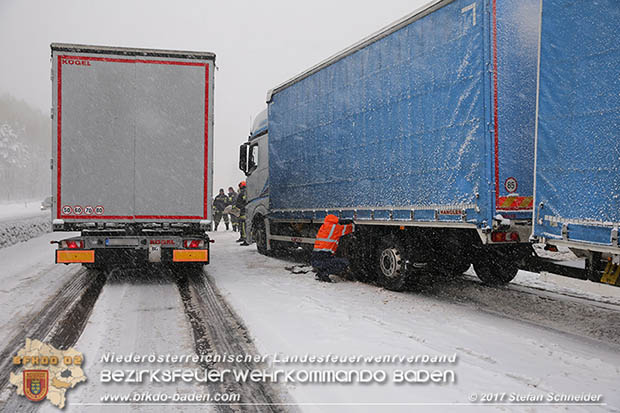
[[1, 265, 293, 412], [0, 268, 106, 411], [177, 271, 294, 413]]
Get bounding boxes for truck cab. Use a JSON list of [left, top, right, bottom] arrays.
[[239, 109, 269, 247]]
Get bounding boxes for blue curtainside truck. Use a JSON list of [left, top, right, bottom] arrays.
[[240, 0, 541, 290], [532, 0, 620, 286]]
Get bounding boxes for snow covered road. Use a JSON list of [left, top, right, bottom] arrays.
[[0, 230, 618, 412], [208, 232, 620, 412], [38, 272, 207, 413], [0, 234, 291, 413]]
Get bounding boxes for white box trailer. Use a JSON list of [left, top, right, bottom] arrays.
[[50, 43, 215, 268]]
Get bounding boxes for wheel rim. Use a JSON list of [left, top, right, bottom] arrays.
[[380, 248, 402, 278]]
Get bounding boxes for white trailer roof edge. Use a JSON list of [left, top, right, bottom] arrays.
[[265, 0, 454, 103], [51, 43, 215, 61]]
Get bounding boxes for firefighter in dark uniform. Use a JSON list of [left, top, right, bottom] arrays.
[[227, 186, 238, 231], [212, 188, 229, 231], [236, 181, 248, 245]]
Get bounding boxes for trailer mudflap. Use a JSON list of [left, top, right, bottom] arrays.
[[56, 250, 95, 263]]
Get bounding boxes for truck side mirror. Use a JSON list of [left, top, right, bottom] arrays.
[[247, 143, 259, 175], [239, 143, 249, 175]]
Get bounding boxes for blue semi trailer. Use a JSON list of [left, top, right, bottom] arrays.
[[532, 0, 620, 286], [240, 0, 541, 290]]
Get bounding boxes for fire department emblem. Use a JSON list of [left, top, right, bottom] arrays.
[[10, 339, 86, 408], [23, 370, 49, 402]]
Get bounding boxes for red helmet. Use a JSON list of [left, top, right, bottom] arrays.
[[239, 181, 246, 188]]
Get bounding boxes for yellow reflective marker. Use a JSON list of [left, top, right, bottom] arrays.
[[173, 250, 208, 262], [56, 250, 95, 263]]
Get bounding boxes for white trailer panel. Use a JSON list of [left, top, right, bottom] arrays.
[[51, 44, 215, 226]]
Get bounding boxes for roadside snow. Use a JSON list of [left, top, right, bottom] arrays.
[[0, 214, 51, 249], [0, 200, 51, 248], [207, 232, 620, 413], [517, 245, 620, 304], [512, 270, 620, 306]]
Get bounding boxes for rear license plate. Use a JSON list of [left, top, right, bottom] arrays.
[[105, 238, 140, 246]]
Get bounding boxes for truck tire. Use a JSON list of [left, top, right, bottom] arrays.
[[375, 236, 411, 291], [473, 259, 518, 286], [339, 232, 375, 282], [424, 260, 471, 285], [445, 260, 472, 276], [348, 252, 375, 282], [253, 218, 269, 255]]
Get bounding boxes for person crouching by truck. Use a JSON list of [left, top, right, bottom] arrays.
[[227, 186, 238, 231], [235, 181, 248, 246], [311, 215, 354, 282], [212, 188, 229, 231]]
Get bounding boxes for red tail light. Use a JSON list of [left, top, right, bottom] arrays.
[[184, 240, 204, 249], [62, 240, 84, 249], [491, 232, 520, 243]]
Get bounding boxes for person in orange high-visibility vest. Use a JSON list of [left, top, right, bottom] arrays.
[[311, 214, 354, 282]]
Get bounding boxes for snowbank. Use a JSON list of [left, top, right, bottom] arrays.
[[0, 214, 50, 249], [0, 200, 51, 248]]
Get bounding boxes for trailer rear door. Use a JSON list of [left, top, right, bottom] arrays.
[[51, 44, 214, 224]]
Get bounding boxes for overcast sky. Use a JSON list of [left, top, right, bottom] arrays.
[[0, 0, 428, 191]]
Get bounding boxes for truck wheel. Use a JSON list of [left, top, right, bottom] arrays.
[[253, 218, 269, 256], [473, 259, 518, 286], [339, 232, 375, 282], [427, 260, 471, 283], [376, 236, 410, 291], [348, 252, 375, 282], [446, 260, 472, 275]]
